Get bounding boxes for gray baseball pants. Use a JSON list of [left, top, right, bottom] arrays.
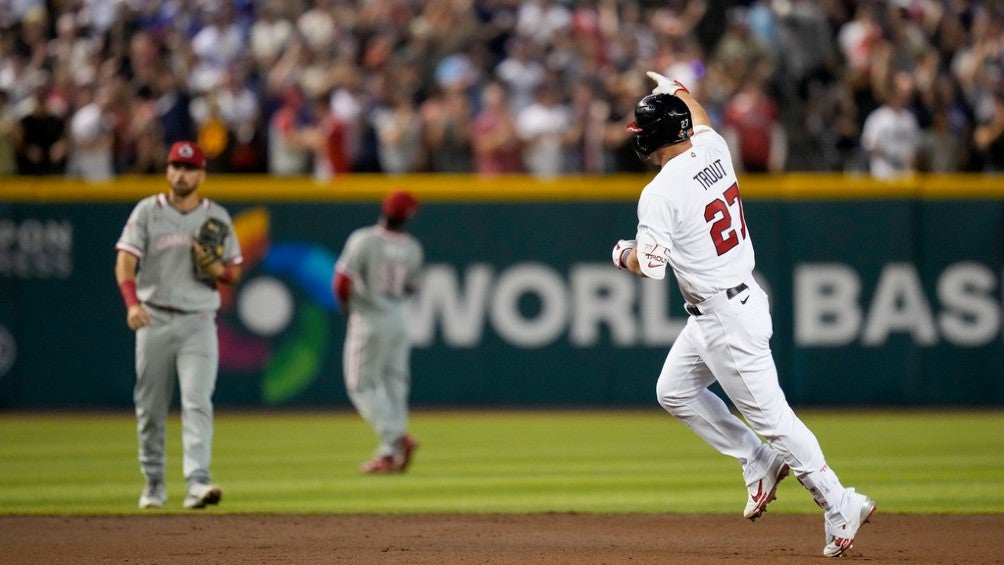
[[134, 308, 218, 486]]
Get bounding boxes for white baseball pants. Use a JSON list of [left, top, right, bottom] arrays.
[[655, 279, 856, 526]]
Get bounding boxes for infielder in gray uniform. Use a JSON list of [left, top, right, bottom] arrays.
[[333, 190, 423, 473], [115, 141, 243, 509]]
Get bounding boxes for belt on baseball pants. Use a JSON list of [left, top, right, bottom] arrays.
[[145, 303, 191, 315], [685, 283, 749, 317]]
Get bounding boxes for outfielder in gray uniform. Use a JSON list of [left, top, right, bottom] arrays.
[[333, 190, 423, 474], [115, 141, 243, 509]]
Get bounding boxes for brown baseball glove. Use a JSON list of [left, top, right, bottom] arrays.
[[193, 217, 229, 283]]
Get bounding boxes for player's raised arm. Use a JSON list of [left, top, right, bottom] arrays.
[[645, 71, 711, 128]]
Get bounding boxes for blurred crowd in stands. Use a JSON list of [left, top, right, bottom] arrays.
[[0, 0, 1002, 181]]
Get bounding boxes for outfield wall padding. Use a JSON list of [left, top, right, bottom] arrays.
[[1, 174, 1001, 408]]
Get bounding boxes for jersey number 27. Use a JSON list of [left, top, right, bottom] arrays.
[[703, 182, 747, 256]]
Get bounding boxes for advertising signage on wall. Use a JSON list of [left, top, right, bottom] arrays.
[[1, 175, 1001, 407], [0, 219, 74, 279]]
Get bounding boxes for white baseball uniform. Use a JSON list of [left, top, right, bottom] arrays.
[[633, 124, 862, 532]]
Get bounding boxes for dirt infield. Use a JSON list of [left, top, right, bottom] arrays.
[[1, 514, 1000, 564]]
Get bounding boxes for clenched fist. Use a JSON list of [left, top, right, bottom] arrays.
[[612, 239, 636, 270]]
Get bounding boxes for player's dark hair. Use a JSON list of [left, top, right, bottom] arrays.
[[627, 93, 693, 161], [382, 216, 408, 232]]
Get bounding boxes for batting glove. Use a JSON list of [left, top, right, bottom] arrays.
[[612, 239, 636, 270], [646, 71, 689, 96]]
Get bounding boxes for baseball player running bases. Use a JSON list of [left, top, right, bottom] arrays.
[[613, 73, 875, 557], [115, 141, 243, 509]]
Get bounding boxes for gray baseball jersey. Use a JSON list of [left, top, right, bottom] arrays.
[[336, 225, 423, 318], [116, 194, 242, 311], [336, 225, 423, 459], [116, 194, 241, 490]]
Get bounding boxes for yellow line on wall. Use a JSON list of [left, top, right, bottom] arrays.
[[2, 173, 1001, 202]]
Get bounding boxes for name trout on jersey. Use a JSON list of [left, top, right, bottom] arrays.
[[693, 158, 727, 190]]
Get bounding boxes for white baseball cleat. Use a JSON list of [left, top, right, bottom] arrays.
[[743, 455, 790, 521], [183, 483, 222, 509], [823, 489, 876, 557], [138, 480, 166, 509]]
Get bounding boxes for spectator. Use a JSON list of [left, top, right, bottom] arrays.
[[955, 9, 1004, 171], [495, 37, 546, 115], [0, 41, 39, 106], [0, 0, 43, 30], [829, 80, 864, 173], [3, 0, 1003, 176], [66, 83, 115, 181], [250, 0, 294, 71], [420, 83, 474, 173], [17, 5, 50, 72], [296, 0, 337, 54], [515, 0, 572, 48], [0, 89, 17, 175], [773, 0, 840, 167], [348, 75, 385, 174], [104, 78, 146, 175], [14, 85, 68, 175], [372, 89, 425, 174], [48, 12, 97, 81], [837, 3, 883, 81], [471, 80, 523, 175], [327, 64, 368, 173], [190, 66, 261, 172], [515, 80, 573, 178], [974, 92, 1004, 173], [567, 77, 610, 174], [267, 84, 314, 176], [860, 71, 920, 179], [296, 43, 340, 103], [188, 90, 229, 172], [918, 107, 966, 174], [712, 7, 776, 95], [190, 3, 247, 94], [266, 38, 338, 108], [605, 2, 657, 74], [153, 70, 196, 147], [722, 74, 786, 173], [125, 31, 166, 101], [303, 94, 350, 181], [79, 0, 123, 38], [414, 1, 482, 68], [124, 85, 166, 174], [602, 72, 649, 173]]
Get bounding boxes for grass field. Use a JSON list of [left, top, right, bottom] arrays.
[[1, 409, 1002, 515]]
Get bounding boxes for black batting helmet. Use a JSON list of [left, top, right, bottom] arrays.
[[626, 93, 693, 161]]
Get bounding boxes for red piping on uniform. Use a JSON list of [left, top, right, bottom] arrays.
[[345, 313, 365, 391]]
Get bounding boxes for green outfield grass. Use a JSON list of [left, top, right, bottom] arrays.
[[0, 409, 1001, 515]]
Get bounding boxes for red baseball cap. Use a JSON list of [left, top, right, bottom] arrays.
[[382, 190, 420, 221], [167, 141, 207, 168]]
